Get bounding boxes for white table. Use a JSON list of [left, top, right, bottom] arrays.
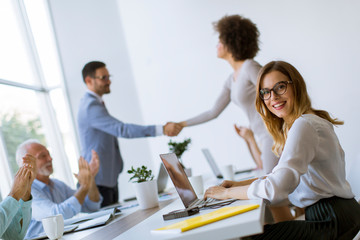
[[57, 169, 265, 240], [114, 198, 264, 240]]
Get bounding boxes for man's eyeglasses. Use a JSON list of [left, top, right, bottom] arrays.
[[93, 75, 112, 81], [259, 81, 292, 100]]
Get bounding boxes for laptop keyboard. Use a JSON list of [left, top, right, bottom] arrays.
[[189, 198, 217, 208]]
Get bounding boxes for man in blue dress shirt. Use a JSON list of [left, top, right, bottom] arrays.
[[16, 139, 102, 238], [78, 61, 182, 207]]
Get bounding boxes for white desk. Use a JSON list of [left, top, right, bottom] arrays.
[[114, 198, 264, 240], [57, 170, 265, 240], [59, 198, 263, 240], [61, 199, 177, 240]]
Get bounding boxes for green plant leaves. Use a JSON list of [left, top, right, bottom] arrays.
[[128, 165, 154, 183], [168, 138, 191, 158]]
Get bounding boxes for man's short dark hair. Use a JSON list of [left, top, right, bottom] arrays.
[[82, 61, 106, 82]]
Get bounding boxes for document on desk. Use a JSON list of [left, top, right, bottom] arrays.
[[29, 208, 121, 239], [151, 204, 259, 234], [64, 207, 120, 226], [75, 212, 116, 231], [73, 207, 122, 232]]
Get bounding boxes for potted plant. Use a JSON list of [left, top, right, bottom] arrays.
[[128, 165, 159, 209], [168, 138, 192, 176]]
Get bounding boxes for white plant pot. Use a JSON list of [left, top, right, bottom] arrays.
[[133, 179, 159, 209]]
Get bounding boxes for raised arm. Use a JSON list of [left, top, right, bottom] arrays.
[[81, 152, 102, 212], [234, 125, 263, 169], [179, 80, 231, 127], [73, 157, 91, 204], [86, 100, 157, 138]]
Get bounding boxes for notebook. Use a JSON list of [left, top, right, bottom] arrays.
[[201, 148, 255, 179], [152, 204, 259, 233], [30, 208, 120, 240], [159, 153, 236, 209]]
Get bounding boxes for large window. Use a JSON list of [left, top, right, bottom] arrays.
[[0, 0, 79, 198]]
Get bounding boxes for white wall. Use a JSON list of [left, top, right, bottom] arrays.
[[50, 0, 360, 199], [117, 0, 360, 197]]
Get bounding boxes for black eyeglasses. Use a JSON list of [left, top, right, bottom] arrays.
[[259, 81, 292, 100], [93, 75, 112, 81]]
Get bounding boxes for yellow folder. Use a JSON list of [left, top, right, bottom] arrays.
[[152, 204, 259, 234]]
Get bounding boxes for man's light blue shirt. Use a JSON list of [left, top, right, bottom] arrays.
[[25, 178, 102, 238], [0, 196, 32, 240]]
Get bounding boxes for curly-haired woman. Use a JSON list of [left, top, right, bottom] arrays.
[[176, 15, 278, 175]]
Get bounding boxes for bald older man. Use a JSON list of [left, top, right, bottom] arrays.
[[16, 139, 102, 238]]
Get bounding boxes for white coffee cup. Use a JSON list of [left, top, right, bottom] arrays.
[[221, 164, 234, 180], [188, 175, 204, 196], [42, 214, 64, 240]]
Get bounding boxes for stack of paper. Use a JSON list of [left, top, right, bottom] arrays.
[[30, 207, 121, 239], [64, 207, 119, 225]]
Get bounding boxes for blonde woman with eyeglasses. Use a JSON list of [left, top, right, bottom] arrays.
[[204, 61, 360, 239]]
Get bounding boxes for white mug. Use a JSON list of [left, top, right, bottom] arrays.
[[42, 214, 64, 240], [188, 175, 204, 196], [221, 164, 234, 181]]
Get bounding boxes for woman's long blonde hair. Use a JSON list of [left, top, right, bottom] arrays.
[[255, 61, 343, 156]]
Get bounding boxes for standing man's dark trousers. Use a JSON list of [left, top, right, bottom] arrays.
[[97, 184, 119, 208]]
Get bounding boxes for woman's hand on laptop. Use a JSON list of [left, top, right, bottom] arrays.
[[220, 180, 239, 188], [205, 184, 250, 200], [204, 186, 229, 200]]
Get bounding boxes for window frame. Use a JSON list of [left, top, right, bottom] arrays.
[[0, 0, 79, 198]]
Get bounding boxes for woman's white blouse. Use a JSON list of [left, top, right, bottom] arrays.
[[247, 114, 354, 208], [185, 59, 269, 139]]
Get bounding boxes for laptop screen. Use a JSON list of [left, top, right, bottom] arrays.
[[159, 153, 197, 208], [157, 163, 168, 193], [201, 148, 223, 178]]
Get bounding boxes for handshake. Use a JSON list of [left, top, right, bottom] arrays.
[[163, 122, 186, 137]]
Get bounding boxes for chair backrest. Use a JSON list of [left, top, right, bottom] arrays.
[[353, 230, 360, 240]]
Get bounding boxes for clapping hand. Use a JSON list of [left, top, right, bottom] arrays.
[[89, 150, 100, 177], [74, 157, 92, 191], [234, 124, 254, 141], [9, 167, 32, 201], [22, 154, 37, 183]]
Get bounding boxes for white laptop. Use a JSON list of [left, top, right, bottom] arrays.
[[201, 148, 255, 179], [159, 153, 236, 210], [157, 163, 168, 193]]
